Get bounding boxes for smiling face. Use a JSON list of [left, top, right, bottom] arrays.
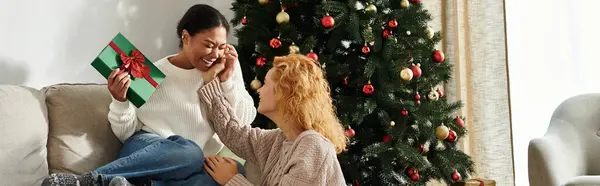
[[181, 26, 228, 71]]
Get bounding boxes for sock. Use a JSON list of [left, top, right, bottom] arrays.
[[109, 176, 136, 186], [41, 173, 99, 186]]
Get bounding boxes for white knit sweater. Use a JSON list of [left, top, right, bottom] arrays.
[[107, 54, 257, 156]]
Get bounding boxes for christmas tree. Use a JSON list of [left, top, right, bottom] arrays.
[[230, 0, 475, 185]]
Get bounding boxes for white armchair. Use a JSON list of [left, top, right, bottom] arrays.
[[529, 93, 600, 186]]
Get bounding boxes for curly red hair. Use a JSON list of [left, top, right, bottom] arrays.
[[271, 54, 348, 154]]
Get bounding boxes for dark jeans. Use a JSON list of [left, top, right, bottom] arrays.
[[91, 131, 245, 186]]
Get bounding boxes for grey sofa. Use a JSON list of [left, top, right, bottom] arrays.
[[0, 84, 260, 186], [528, 93, 600, 186]]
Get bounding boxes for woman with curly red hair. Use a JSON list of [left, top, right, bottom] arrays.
[[199, 54, 348, 185]]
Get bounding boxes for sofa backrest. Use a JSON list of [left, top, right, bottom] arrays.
[[0, 85, 49, 186], [42, 83, 122, 175], [545, 93, 600, 174]]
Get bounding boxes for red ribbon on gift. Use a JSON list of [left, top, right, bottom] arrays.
[[108, 41, 158, 87], [475, 179, 484, 186]]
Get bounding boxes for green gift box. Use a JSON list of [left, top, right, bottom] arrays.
[[91, 32, 166, 108]]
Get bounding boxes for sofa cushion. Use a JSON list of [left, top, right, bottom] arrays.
[[43, 83, 122, 174], [0, 85, 49, 186]]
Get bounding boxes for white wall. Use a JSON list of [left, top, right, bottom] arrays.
[[0, 0, 236, 89], [506, 0, 600, 185]]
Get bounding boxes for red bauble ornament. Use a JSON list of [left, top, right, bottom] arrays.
[[345, 128, 355, 138], [353, 181, 360, 186], [407, 168, 420, 181], [321, 15, 335, 29], [436, 88, 444, 98], [270, 38, 282, 48], [255, 56, 266, 67], [418, 144, 425, 153], [383, 135, 392, 143], [455, 117, 465, 127], [362, 81, 375, 95], [407, 167, 417, 175], [361, 45, 371, 54], [241, 16, 248, 25], [452, 171, 461, 181], [447, 130, 457, 142], [410, 63, 422, 78], [410, 173, 420, 181], [415, 92, 421, 104], [410, 0, 422, 3], [433, 50, 445, 63], [383, 29, 392, 39], [388, 19, 398, 28], [401, 109, 408, 116], [306, 50, 319, 62]]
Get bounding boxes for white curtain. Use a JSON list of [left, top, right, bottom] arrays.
[[423, 1, 514, 185], [507, 0, 600, 185]]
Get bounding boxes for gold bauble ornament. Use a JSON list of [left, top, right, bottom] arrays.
[[426, 26, 434, 39], [258, 0, 268, 6], [365, 4, 377, 13], [390, 121, 396, 127], [400, 68, 413, 81], [289, 42, 300, 54], [276, 10, 290, 24], [401, 0, 410, 8], [250, 78, 263, 90], [435, 125, 450, 140], [428, 89, 439, 101]]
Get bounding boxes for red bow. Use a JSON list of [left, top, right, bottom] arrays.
[[119, 49, 150, 78], [108, 41, 158, 87], [475, 179, 484, 186]]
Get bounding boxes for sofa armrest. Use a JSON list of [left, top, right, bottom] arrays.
[[564, 176, 600, 186], [528, 118, 586, 186]]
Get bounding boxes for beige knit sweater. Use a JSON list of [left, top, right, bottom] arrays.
[[198, 79, 347, 186]]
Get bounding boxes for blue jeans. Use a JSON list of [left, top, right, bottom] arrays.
[[91, 131, 245, 186]]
